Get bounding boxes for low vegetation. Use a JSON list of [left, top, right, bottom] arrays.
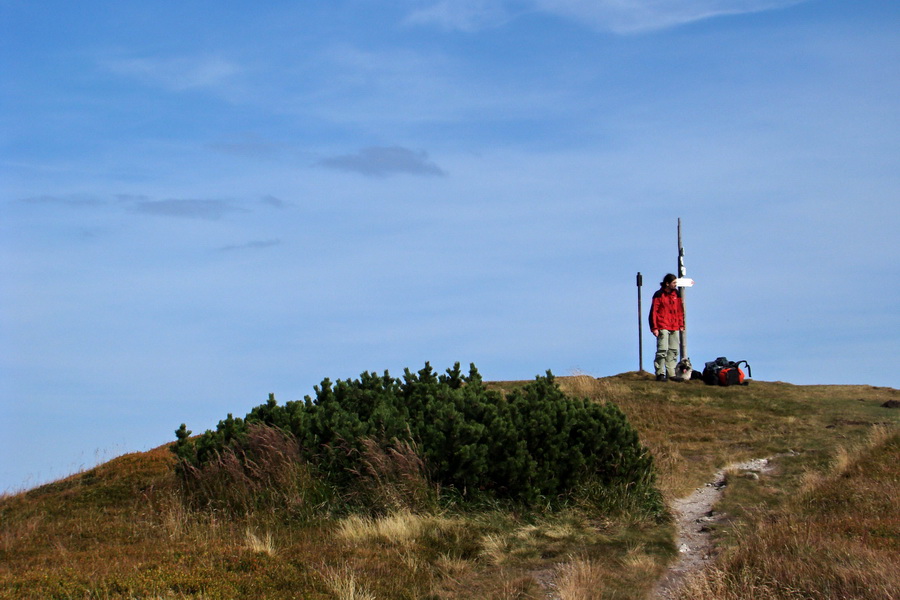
[[1, 366, 897, 599], [173, 363, 663, 516], [678, 425, 898, 599]]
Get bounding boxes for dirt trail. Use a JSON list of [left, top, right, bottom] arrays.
[[531, 458, 776, 600], [651, 457, 775, 600]]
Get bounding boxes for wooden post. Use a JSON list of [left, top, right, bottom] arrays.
[[677, 219, 688, 361], [637, 272, 644, 373]]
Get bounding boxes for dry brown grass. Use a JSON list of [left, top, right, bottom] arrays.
[[556, 557, 607, 600], [178, 423, 323, 517], [336, 510, 430, 546], [319, 563, 377, 600], [558, 372, 697, 500], [677, 426, 900, 600], [244, 527, 277, 556], [351, 437, 437, 514], [2, 376, 897, 599]]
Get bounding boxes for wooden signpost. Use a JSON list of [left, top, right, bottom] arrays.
[[677, 218, 688, 361]]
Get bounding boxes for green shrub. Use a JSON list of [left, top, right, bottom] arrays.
[[174, 363, 662, 514]]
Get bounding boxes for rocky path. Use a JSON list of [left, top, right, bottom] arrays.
[[651, 458, 775, 600], [531, 458, 776, 600]]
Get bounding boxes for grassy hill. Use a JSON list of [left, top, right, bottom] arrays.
[[1, 373, 898, 599]]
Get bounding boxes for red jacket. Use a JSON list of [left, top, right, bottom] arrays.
[[649, 288, 684, 332]]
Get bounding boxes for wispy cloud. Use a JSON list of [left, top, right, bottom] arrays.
[[19, 194, 106, 208], [101, 55, 241, 91], [537, 0, 810, 33], [207, 133, 286, 158], [405, 0, 809, 33], [317, 146, 447, 177], [130, 198, 246, 220], [15, 194, 266, 221], [219, 239, 281, 252], [405, 0, 512, 31], [260, 195, 287, 209]]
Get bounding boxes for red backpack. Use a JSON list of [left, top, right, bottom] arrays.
[[702, 357, 751, 386]]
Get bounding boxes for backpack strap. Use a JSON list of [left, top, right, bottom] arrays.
[[732, 360, 751, 378]]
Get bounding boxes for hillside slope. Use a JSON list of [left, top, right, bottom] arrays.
[[1, 373, 898, 599]]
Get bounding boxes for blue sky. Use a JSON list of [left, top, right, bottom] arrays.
[[2, 0, 898, 492]]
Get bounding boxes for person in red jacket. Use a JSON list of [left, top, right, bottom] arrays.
[[649, 273, 685, 382]]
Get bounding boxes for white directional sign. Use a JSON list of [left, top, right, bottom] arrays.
[[674, 278, 694, 287]]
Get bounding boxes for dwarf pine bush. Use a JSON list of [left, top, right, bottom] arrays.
[[174, 363, 662, 514]]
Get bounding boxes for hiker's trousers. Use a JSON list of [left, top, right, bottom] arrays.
[[654, 330, 680, 377]]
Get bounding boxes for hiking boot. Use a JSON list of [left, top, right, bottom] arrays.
[[655, 374, 667, 382]]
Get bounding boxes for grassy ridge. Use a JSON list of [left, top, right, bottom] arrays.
[[1, 373, 898, 599], [679, 425, 899, 599]]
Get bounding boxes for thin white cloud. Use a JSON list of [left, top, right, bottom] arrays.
[[14, 193, 274, 221], [405, 0, 512, 31], [101, 55, 241, 91], [405, 0, 810, 33], [207, 133, 286, 158], [534, 0, 810, 33], [131, 198, 246, 220], [19, 194, 106, 208], [219, 239, 281, 252], [317, 146, 447, 177]]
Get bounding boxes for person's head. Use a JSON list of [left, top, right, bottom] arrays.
[[661, 273, 678, 291]]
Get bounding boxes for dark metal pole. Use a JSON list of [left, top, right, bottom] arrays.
[[637, 272, 644, 373], [677, 219, 688, 360]]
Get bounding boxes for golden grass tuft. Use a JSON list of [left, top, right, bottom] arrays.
[[621, 543, 658, 572], [244, 527, 277, 556], [479, 533, 509, 565], [434, 552, 472, 584], [336, 510, 427, 546], [556, 557, 606, 600], [320, 563, 376, 600]]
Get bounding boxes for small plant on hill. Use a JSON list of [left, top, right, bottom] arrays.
[[173, 363, 663, 517]]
